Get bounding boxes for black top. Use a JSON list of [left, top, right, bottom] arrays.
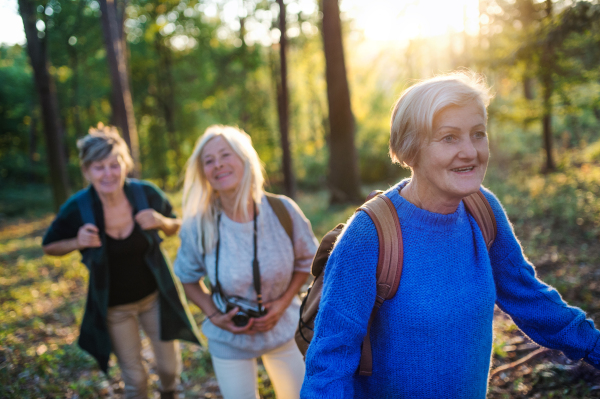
[[43, 180, 176, 247], [106, 224, 157, 307]]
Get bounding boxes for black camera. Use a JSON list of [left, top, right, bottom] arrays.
[[213, 293, 265, 327]]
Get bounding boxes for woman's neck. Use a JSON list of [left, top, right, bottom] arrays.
[[220, 192, 254, 223], [401, 179, 461, 215], [97, 187, 128, 208]]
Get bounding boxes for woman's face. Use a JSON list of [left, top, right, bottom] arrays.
[[411, 101, 489, 204], [83, 152, 127, 196], [201, 136, 245, 196]]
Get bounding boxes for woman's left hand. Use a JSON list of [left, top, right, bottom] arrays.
[[135, 209, 165, 230], [251, 296, 291, 332]]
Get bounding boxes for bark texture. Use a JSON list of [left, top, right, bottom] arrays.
[[321, 0, 361, 203], [99, 0, 140, 175], [18, 0, 70, 210], [276, 0, 296, 199]]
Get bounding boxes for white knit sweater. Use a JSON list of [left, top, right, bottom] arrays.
[[174, 194, 318, 359]]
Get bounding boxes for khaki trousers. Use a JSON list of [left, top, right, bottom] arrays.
[[107, 292, 182, 399], [211, 339, 305, 399]]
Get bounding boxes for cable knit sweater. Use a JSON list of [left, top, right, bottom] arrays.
[[301, 180, 600, 399]]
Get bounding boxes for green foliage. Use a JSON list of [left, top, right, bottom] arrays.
[[0, 45, 43, 183]]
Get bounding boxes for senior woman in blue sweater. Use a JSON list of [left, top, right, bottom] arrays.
[[301, 71, 600, 398]]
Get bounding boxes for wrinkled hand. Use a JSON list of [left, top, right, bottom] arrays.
[[77, 224, 101, 249], [210, 307, 257, 335], [135, 209, 164, 230], [251, 296, 290, 333]]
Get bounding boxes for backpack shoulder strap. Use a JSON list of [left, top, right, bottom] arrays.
[[356, 194, 403, 376], [75, 187, 96, 226], [463, 190, 497, 250], [128, 179, 150, 212], [265, 192, 293, 243], [359, 195, 403, 301]]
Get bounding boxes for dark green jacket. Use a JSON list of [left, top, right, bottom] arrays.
[[43, 179, 201, 373]]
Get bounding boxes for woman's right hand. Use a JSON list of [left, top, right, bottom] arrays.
[[77, 224, 102, 249], [209, 307, 256, 335]]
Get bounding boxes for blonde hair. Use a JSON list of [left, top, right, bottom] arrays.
[[76, 123, 134, 172], [182, 125, 265, 253], [390, 70, 492, 167]]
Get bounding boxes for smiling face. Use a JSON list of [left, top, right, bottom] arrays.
[[201, 135, 245, 196], [410, 100, 489, 205], [83, 152, 128, 196]]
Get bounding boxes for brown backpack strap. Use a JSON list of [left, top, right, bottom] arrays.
[[463, 191, 497, 250], [356, 194, 403, 376], [265, 192, 293, 243]]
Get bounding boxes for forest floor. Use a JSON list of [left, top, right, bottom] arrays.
[[3, 164, 600, 398]]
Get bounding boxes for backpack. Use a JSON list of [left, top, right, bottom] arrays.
[[295, 189, 497, 377]]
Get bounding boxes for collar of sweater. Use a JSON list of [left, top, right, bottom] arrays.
[[388, 179, 468, 232]]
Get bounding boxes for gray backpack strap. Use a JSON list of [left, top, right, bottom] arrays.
[[463, 191, 497, 250], [128, 179, 150, 211], [76, 188, 96, 226], [356, 194, 403, 377], [128, 179, 162, 243]]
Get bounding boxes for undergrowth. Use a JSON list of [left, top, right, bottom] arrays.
[[2, 158, 600, 397]]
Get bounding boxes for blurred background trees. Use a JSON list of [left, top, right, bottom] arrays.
[[2, 0, 600, 208], [4, 2, 600, 395]]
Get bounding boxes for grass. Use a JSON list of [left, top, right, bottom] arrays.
[[2, 159, 600, 397]]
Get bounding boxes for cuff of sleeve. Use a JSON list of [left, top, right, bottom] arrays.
[[585, 336, 600, 369], [294, 261, 312, 273]]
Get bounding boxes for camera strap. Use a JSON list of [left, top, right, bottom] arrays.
[[214, 201, 264, 314]]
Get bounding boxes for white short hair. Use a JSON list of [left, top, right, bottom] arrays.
[[390, 71, 492, 167]]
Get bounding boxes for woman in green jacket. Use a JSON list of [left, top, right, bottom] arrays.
[[42, 124, 201, 399]]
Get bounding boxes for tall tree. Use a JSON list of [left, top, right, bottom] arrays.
[[18, 0, 70, 210], [276, 0, 296, 198], [98, 0, 140, 175], [540, 0, 555, 172], [154, 37, 182, 172], [321, 0, 361, 203]]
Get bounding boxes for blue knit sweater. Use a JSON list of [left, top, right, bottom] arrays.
[[301, 181, 600, 399]]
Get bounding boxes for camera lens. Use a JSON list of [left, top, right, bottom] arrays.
[[232, 312, 250, 327]]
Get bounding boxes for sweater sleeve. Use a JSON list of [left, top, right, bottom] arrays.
[[301, 211, 379, 399], [482, 188, 600, 367], [278, 196, 319, 273], [173, 217, 206, 284]]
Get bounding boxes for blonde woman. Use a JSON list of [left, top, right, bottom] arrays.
[[42, 125, 201, 399], [174, 125, 318, 399]]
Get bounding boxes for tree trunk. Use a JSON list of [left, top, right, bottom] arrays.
[[238, 0, 250, 128], [276, 0, 296, 199], [540, 0, 555, 172], [154, 37, 181, 174], [98, 0, 140, 176], [18, 0, 70, 210], [321, 0, 361, 203], [69, 47, 83, 139]]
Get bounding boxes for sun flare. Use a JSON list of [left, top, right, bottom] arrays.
[[342, 0, 481, 42]]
